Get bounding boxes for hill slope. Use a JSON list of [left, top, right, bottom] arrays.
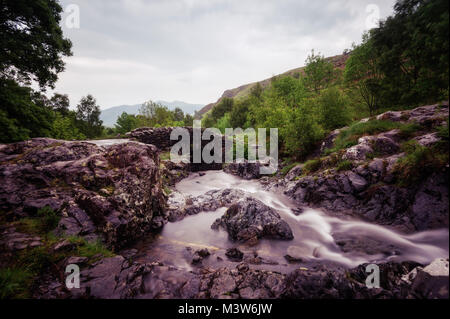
[[196, 54, 349, 118]]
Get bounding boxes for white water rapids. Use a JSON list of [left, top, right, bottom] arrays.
[[139, 170, 448, 271]]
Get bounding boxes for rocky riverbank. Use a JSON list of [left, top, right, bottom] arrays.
[[0, 103, 448, 299], [225, 103, 449, 233]]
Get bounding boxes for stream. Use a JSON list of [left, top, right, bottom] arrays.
[[131, 170, 449, 273], [88, 140, 448, 273]]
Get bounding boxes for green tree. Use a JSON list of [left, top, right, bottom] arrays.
[[49, 93, 70, 115], [211, 97, 234, 121], [183, 113, 194, 126], [0, 79, 53, 143], [271, 76, 306, 108], [216, 113, 232, 133], [303, 50, 336, 94], [370, 0, 449, 106], [76, 95, 103, 138], [51, 111, 85, 140], [0, 0, 73, 88], [250, 82, 263, 99], [115, 112, 138, 134], [0, 0, 72, 143], [344, 34, 383, 115], [173, 107, 184, 122], [283, 104, 324, 159], [201, 113, 216, 128], [139, 100, 174, 127], [230, 99, 250, 128], [317, 87, 351, 130]]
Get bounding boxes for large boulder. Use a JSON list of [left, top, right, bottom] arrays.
[[224, 158, 278, 180], [283, 261, 422, 299], [376, 102, 449, 127], [211, 197, 294, 244], [343, 133, 400, 161], [166, 188, 247, 222], [409, 258, 449, 299], [0, 138, 166, 249]]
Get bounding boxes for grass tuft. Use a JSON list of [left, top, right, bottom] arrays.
[[336, 160, 353, 172], [393, 141, 448, 187], [325, 120, 423, 155], [0, 268, 32, 299]]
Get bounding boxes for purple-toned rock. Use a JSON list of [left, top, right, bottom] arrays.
[[0, 138, 166, 249], [212, 197, 294, 244]]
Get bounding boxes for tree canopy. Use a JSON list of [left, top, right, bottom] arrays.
[[0, 0, 73, 88]]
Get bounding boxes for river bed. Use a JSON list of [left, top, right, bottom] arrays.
[[131, 171, 449, 273]]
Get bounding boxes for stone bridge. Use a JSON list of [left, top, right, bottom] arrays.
[[126, 127, 225, 171]]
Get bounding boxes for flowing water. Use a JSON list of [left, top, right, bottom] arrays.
[[88, 139, 130, 147], [133, 170, 449, 272]]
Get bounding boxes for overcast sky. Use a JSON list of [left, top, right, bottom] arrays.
[[54, 0, 396, 109]]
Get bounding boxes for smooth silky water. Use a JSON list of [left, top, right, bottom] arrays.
[[131, 171, 449, 273]]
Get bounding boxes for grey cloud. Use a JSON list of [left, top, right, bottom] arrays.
[[54, 0, 396, 108]]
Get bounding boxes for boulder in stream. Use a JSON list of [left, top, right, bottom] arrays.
[[211, 197, 294, 244]]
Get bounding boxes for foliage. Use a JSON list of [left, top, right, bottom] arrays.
[[304, 50, 337, 93], [271, 76, 306, 108], [229, 98, 250, 128], [183, 113, 194, 126], [48, 93, 70, 115], [302, 158, 322, 174], [394, 140, 448, 186], [65, 236, 114, 259], [317, 87, 351, 130], [173, 107, 185, 122], [201, 113, 216, 128], [344, 33, 383, 115], [0, 0, 73, 88], [115, 112, 138, 134], [36, 206, 60, 233], [283, 104, 324, 159], [350, 0, 449, 109], [51, 111, 85, 140], [0, 79, 54, 143], [76, 95, 104, 138], [436, 120, 449, 140], [211, 97, 234, 121], [336, 160, 353, 172], [326, 120, 407, 154], [215, 113, 232, 133], [280, 162, 301, 176], [0, 268, 32, 299], [139, 100, 174, 127], [250, 82, 263, 99]]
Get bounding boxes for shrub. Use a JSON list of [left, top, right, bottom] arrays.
[[216, 113, 232, 133], [37, 206, 60, 233], [284, 105, 324, 159], [303, 158, 322, 174], [230, 99, 250, 128], [14, 206, 60, 235], [66, 236, 114, 259], [0, 268, 32, 299], [318, 87, 351, 130], [280, 162, 301, 176], [336, 160, 353, 172], [211, 98, 234, 121], [326, 120, 413, 154], [394, 141, 448, 186], [437, 120, 449, 140], [398, 123, 422, 139]]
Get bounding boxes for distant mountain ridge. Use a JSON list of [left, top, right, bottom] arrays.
[[100, 100, 204, 127]]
